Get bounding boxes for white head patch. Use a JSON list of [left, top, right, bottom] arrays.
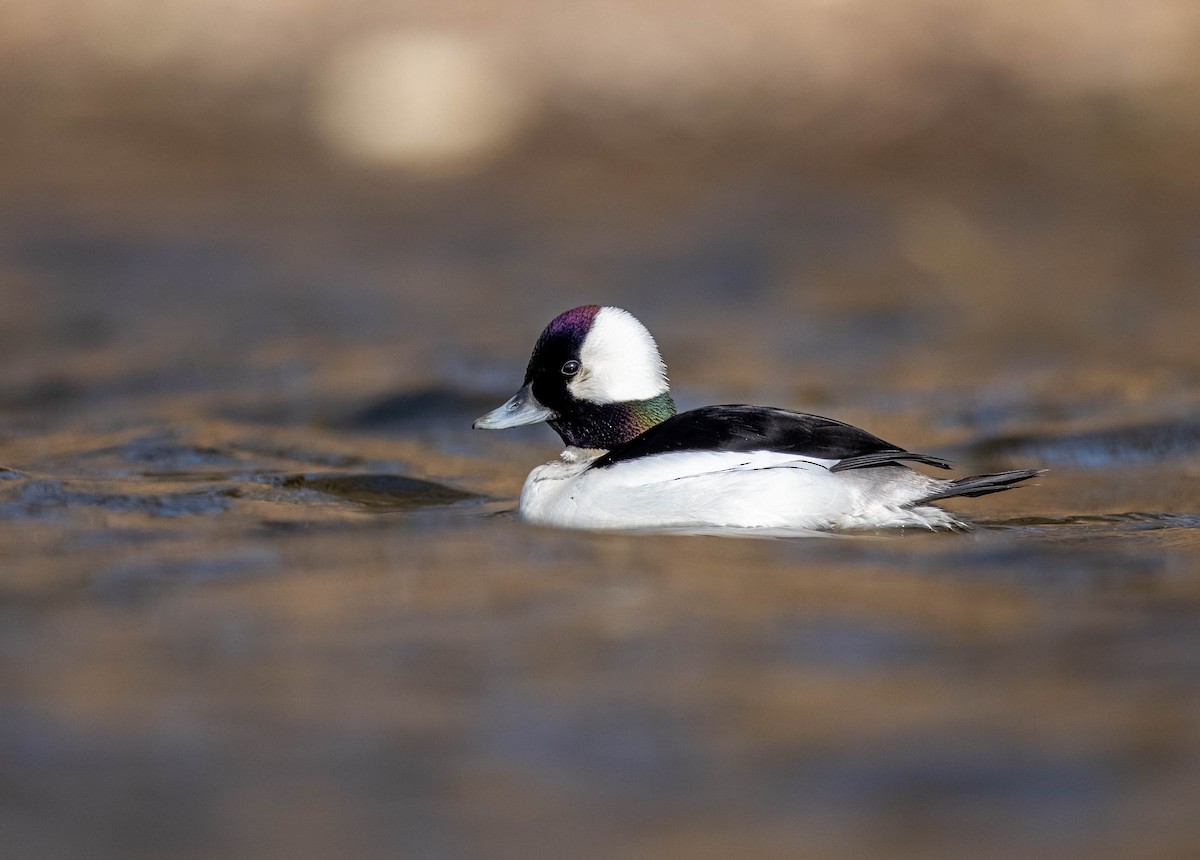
[[569, 307, 669, 403]]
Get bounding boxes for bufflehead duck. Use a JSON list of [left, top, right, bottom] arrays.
[[474, 305, 1039, 532]]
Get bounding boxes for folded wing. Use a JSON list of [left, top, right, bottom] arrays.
[[589, 405, 952, 472]]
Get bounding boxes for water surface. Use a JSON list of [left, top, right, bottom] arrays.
[[2, 178, 1199, 859]]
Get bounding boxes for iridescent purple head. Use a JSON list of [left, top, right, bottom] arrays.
[[473, 305, 676, 449], [523, 304, 601, 389]]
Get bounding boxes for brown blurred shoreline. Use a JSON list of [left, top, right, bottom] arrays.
[[3, 0, 1200, 203]]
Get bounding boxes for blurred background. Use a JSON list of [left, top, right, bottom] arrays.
[[4, 0, 1200, 393], [2, 2, 1200, 859]]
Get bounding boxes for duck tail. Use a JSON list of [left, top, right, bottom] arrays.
[[911, 469, 1044, 506]]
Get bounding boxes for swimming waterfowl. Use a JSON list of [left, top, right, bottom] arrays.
[[474, 305, 1039, 532]]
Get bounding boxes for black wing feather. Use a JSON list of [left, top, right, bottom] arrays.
[[590, 405, 951, 471], [830, 451, 952, 472]]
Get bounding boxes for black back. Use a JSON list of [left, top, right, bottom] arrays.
[[589, 405, 952, 472]]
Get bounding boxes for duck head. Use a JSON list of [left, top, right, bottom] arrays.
[[473, 305, 677, 449]]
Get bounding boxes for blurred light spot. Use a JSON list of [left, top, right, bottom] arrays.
[[311, 31, 532, 174]]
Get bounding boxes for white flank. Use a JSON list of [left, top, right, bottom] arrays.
[[516, 450, 960, 532], [569, 307, 668, 403], [518, 448, 964, 530]]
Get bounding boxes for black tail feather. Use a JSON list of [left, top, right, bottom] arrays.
[[911, 469, 1044, 505]]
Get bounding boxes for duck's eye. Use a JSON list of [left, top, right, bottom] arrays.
[[561, 360, 581, 377]]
